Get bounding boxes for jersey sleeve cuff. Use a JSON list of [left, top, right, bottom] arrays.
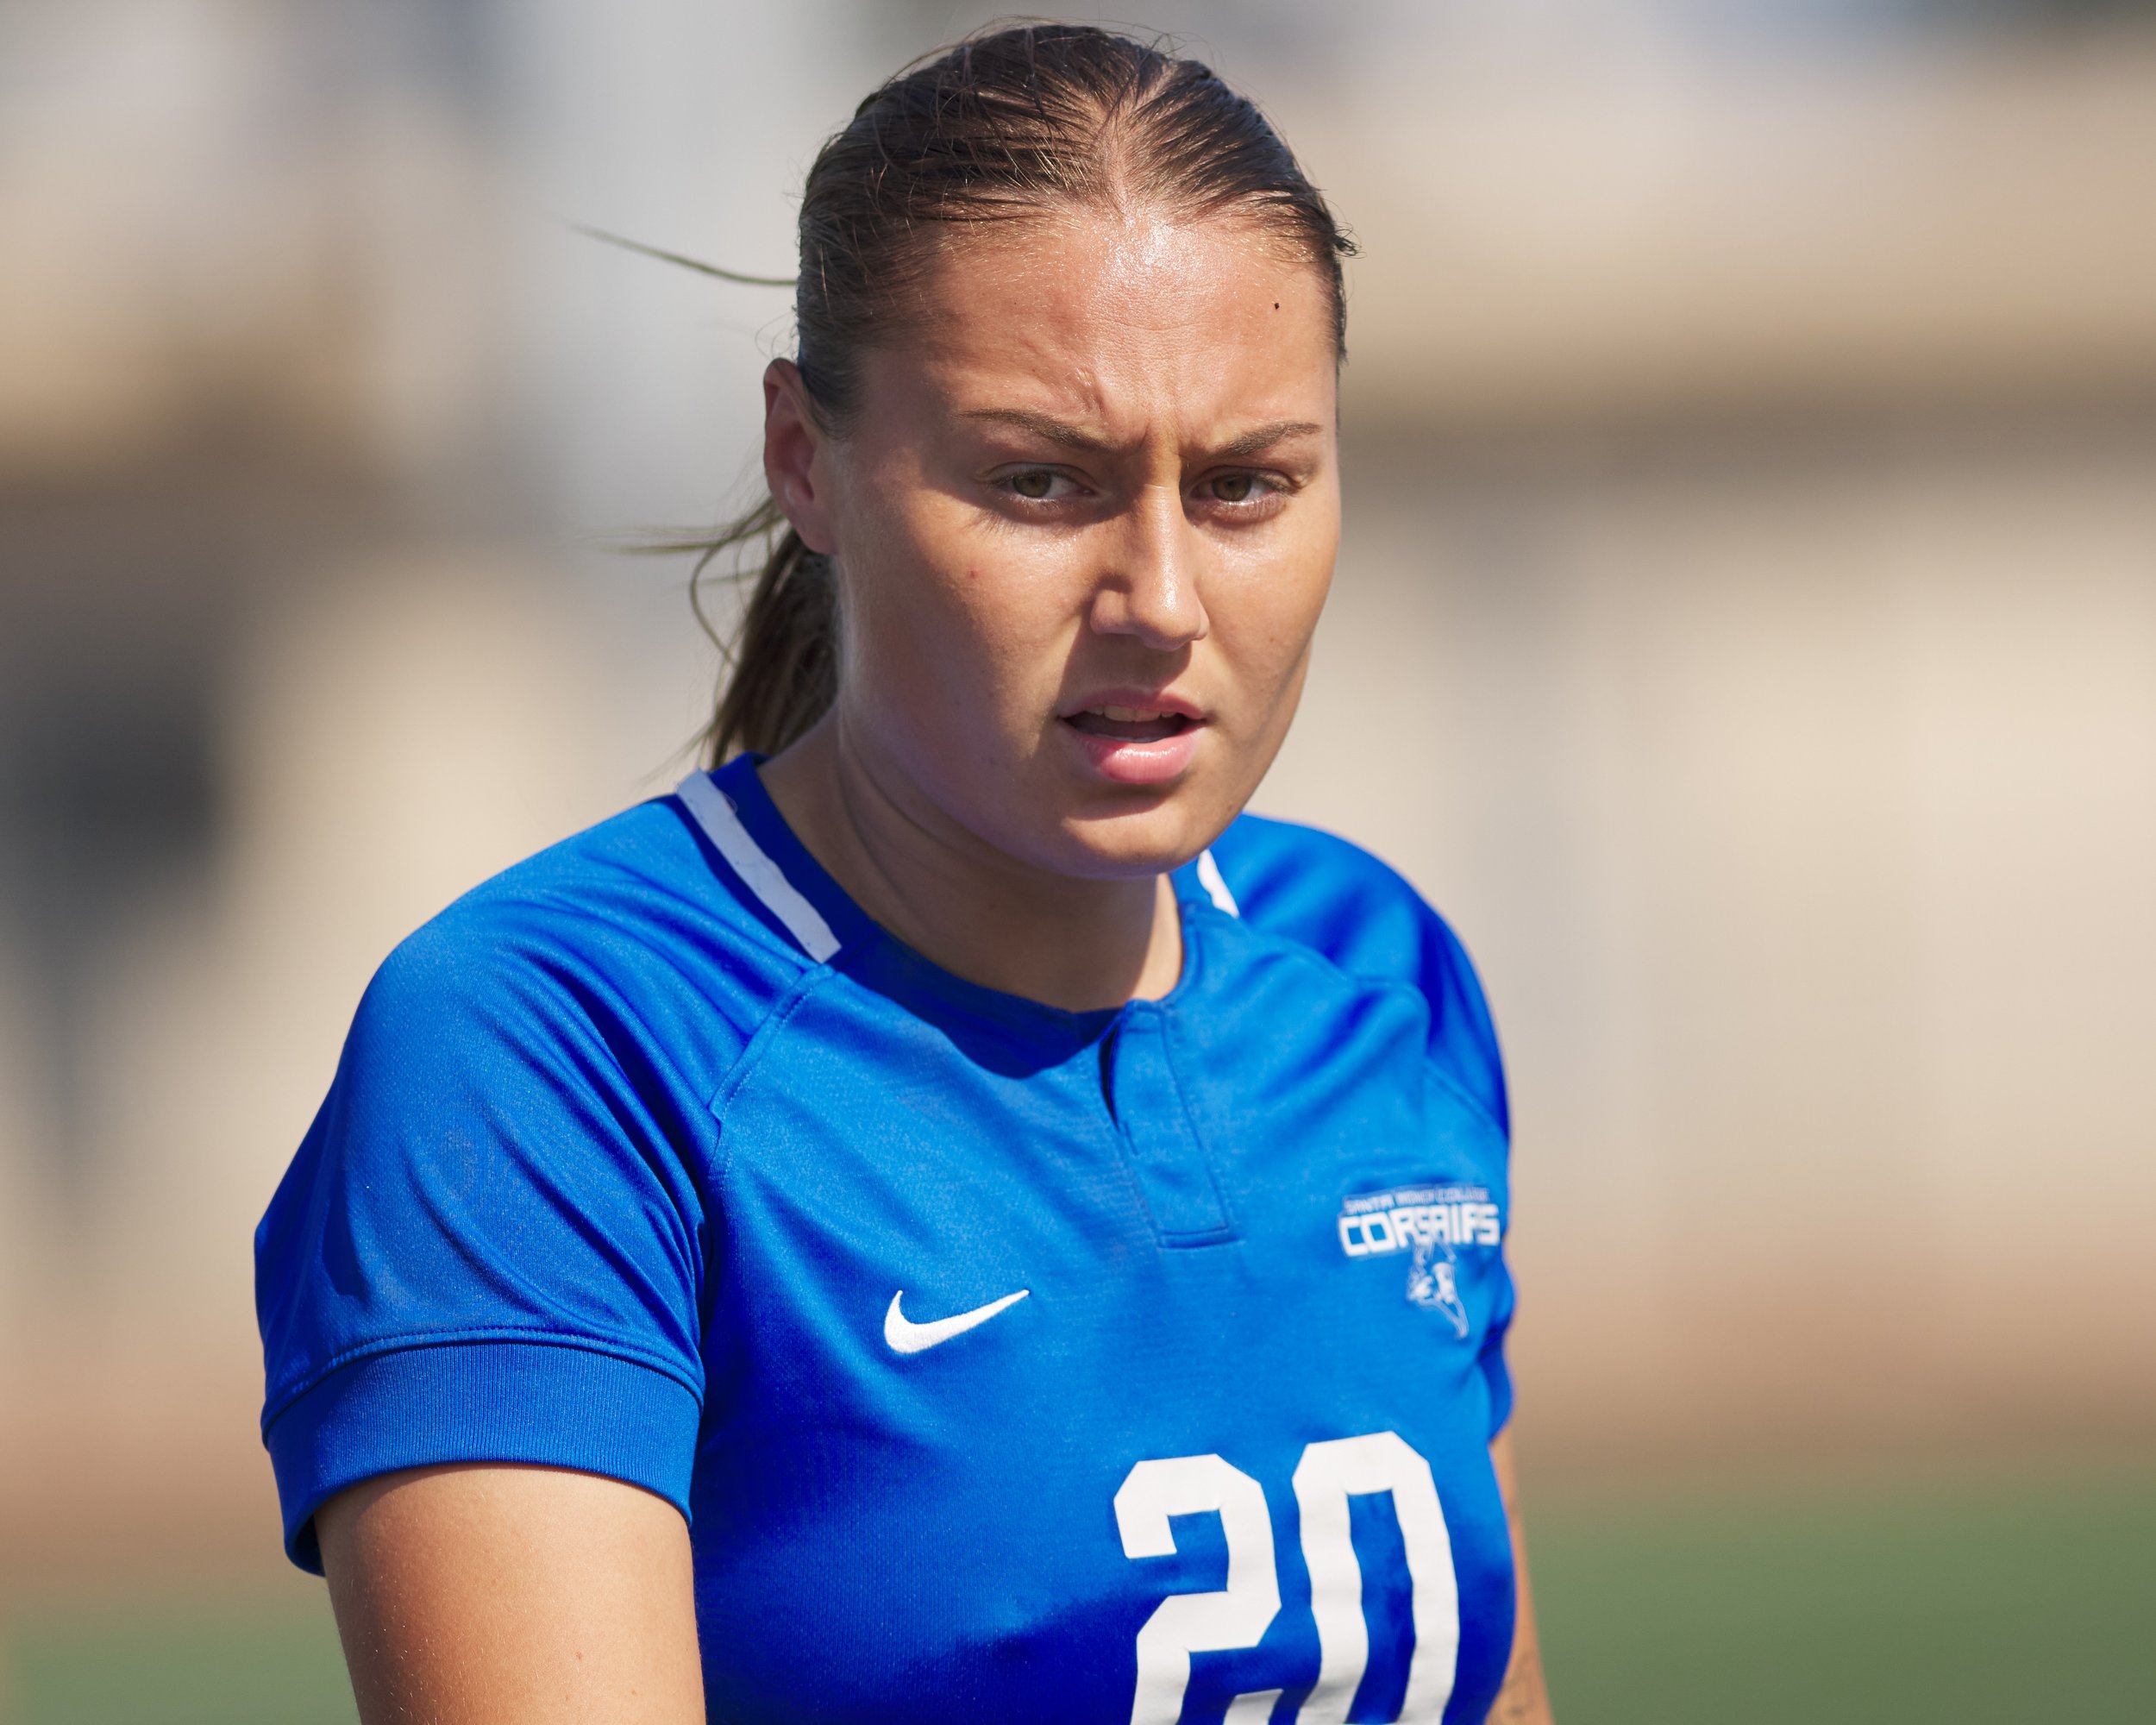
[[263, 1340, 703, 1573]]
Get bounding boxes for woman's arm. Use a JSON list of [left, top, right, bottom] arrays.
[[1489, 1430, 1555, 1723], [318, 1464, 705, 1725], [317, 1446, 1543, 1722]]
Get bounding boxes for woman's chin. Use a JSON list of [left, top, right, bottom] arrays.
[[1037, 785, 1240, 882]]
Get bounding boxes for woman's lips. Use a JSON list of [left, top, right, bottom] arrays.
[[1057, 703, 1204, 785], [1065, 704, 1190, 743]]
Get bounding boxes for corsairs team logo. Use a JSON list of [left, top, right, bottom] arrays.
[[1336, 1183, 1501, 1339]]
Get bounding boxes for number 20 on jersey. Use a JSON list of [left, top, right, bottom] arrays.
[[1115, 1430, 1460, 1725]]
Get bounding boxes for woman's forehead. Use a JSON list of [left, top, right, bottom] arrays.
[[877, 208, 1338, 425]]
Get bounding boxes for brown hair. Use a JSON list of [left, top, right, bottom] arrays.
[[695, 22, 1354, 765]]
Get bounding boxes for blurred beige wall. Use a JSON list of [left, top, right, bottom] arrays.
[[1317, 34, 2156, 426], [3, 0, 2154, 1590], [1269, 417, 2156, 1468]]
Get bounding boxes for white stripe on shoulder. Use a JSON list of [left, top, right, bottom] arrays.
[[1195, 848, 1240, 918], [674, 771, 841, 963]]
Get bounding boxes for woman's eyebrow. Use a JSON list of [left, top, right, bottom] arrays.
[[1212, 420, 1325, 461], [961, 407, 1114, 451], [960, 408, 1325, 460]]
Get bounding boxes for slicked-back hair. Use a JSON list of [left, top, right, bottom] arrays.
[[697, 22, 1354, 765]]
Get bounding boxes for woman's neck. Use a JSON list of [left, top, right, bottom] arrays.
[[757, 715, 1182, 1013]]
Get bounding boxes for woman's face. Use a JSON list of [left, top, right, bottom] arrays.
[[768, 205, 1340, 880]]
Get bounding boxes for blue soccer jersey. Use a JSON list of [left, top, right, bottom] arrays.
[[256, 756, 1518, 1724]]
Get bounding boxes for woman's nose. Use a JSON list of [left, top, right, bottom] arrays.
[[1088, 486, 1210, 650]]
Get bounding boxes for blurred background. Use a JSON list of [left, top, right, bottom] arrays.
[[3, 0, 2154, 1719]]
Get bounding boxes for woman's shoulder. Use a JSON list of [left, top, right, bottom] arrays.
[[1200, 810, 1478, 990], [356, 792, 814, 1075], [1202, 812, 1509, 1137]]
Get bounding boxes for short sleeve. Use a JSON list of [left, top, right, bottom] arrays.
[[1478, 1244, 1516, 1438], [254, 914, 711, 1571], [1419, 922, 1514, 1439], [1419, 910, 1516, 1437], [1413, 909, 1509, 1144], [1205, 815, 1516, 1435]]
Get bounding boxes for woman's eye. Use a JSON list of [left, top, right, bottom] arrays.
[[1202, 472, 1276, 506], [1006, 469, 1067, 501]]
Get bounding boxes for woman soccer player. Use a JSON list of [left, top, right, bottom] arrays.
[[255, 25, 1551, 1725]]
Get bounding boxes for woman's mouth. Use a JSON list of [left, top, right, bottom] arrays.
[[1057, 700, 1206, 786], [1063, 706, 1194, 743]]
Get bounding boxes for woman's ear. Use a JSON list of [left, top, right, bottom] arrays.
[[763, 359, 838, 555]]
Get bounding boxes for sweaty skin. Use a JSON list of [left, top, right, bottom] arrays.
[[317, 204, 1554, 1725]]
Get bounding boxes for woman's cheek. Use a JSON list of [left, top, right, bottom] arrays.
[[872, 574, 1051, 763], [940, 548, 1090, 693], [1218, 570, 1328, 725]]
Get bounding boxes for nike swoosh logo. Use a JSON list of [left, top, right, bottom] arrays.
[[883, 1288, 1030, 1355]]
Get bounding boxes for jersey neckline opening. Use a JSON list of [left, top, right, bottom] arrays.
[[677, 756, 1227, 1035]]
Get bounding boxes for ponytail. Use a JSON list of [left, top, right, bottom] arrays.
[[681, 496, 838, 767]]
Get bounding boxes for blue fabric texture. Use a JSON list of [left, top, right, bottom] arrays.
[[257, 756, 1517, 1723]]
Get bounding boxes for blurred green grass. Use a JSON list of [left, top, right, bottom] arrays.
[[5, 1465, 2153, 1722], [3, 1585, 354, 1725], [1531, 1463, 2156, 1723]]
